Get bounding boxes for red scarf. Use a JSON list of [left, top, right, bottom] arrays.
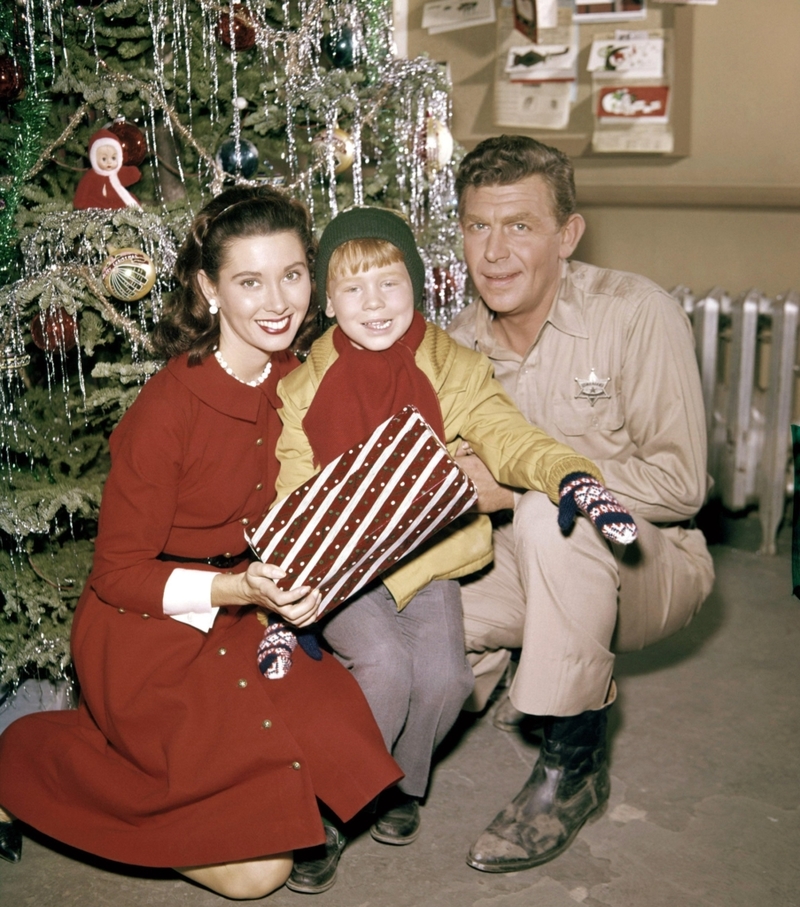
[[303, 311, 445, 467]]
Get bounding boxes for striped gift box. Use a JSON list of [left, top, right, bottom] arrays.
[[247, 405, 478, 617]]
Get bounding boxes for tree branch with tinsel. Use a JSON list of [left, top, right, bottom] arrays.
[[63, 264, 155, 354], [26, 103, 90, 181], [0, 94, 51, 286], [6, 262, 155, 354]]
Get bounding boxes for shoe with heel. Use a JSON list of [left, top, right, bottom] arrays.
[[0, 819, 21, 863]]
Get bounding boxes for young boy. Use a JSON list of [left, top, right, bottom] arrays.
[[274, 207, 635, 893]]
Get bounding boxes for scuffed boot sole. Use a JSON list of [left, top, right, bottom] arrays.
[[370, 821, 421, 845], [466, 798, 608, 873]]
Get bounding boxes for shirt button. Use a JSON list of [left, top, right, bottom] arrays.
[[256, 483, 263, 491], [255, 438, 264, 446], [262, 720, 272, 729], [218, 647, 227, 656], [291, 761, 301, 770], [238, 679, 248, 688], [118, 608, 126, 614], [241, 517, 250, 526], [224, 552, 232, 558], [142, 613, 150, 619]]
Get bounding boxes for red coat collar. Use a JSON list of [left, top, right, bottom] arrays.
[[166, 351, 297, 422]]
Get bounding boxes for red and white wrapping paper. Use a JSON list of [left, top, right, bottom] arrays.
[[247, 406, 477, 617]]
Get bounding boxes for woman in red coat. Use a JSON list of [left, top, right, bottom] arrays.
[[0, 187, 401, 899]]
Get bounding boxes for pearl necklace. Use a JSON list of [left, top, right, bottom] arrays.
[[214, 349, 272, 387]]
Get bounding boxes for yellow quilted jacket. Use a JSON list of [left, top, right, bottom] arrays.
[[275, 322, 602, 610]]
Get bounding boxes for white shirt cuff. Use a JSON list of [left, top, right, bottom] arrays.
[[163, 568, 221, 633]]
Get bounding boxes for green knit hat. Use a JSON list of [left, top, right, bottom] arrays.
[[316, 206, 425, 309]]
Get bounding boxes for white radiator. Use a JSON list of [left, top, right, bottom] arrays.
[[671, 286, 799, 555]]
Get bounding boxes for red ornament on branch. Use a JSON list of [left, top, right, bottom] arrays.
[[0, 54, 25, 102], [107, 118, 147, 167], [31, 308, 78, 352], [217, 6, 256, 50]]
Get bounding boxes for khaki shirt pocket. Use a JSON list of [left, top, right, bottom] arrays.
[[553, 395, 625, 437]]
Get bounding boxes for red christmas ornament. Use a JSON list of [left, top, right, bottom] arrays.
[[0, 54, 25, 102], [107, 119, 148, 167], [31, 308, 78, 353], [217, 6, 256, 50], [432, 268, 458, 310]]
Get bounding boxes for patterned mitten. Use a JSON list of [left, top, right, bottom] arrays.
[[257, 614, 298, 680], [558, 472, 638, 545]]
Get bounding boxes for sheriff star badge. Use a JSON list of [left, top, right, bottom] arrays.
[[574, 368, 611, 407]]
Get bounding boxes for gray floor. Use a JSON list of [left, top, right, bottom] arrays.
[[2, 514, 798, 907]]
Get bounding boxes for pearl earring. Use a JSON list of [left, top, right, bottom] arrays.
[[208, 298, 219, 315]]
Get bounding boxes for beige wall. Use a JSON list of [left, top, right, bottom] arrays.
[[575, 206, 800, 297], [406, 0, 800, 297]]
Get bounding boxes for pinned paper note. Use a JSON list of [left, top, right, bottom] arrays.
[[587, 37, 664, 78], [495, 81, 573, 130], [422, 0, 496, 34], [597, 85, 670, 123], [575, 1, 647, 23], [505, 39, 578, 82]]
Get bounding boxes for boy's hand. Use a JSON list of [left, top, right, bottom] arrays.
[[558, 472, 638, 545], [455, 442, 515, 513]]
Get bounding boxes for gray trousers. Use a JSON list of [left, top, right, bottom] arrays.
[[321, 579, 474, 798]]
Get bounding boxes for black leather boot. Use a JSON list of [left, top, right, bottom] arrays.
[[370, 789, 421, 845], [467, 704, 610, 872], [0, 819, 22, 863], [286, 821, 346, 894]]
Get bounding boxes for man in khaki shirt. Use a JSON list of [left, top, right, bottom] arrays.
[[447, 135, 715, 873]]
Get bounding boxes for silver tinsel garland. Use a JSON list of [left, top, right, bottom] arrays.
[[0, 0, 467, 687]]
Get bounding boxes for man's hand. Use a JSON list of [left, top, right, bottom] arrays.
[[455, 442, 516, 513], [558, 472, 638, 545]]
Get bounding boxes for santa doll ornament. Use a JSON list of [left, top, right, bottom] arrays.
[[73, 128, 142, 210]]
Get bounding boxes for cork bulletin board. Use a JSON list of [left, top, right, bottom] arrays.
[[401, 1, 693, 157]]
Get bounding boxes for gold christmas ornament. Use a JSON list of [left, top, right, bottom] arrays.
[[0, 348, 31, 371], [312, 127, 355, 175], [424, 118, 454, 172], [101, 248, 157, 301]]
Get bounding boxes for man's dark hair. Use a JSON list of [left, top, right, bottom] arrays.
[[455, 135, 577, 226]]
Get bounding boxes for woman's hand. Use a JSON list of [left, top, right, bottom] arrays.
[[211, 563, 321, 628], [455, 442, 516, 513]]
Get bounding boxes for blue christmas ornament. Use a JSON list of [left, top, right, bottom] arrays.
[[322, 25, 354, 69], [216, 136, 259, 178]]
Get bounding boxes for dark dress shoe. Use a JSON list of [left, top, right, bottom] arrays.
[[286, 822, 345, 894], [370, 791, 421, 845], [468, 705, 610, 872], [0, 820, 22, 863]]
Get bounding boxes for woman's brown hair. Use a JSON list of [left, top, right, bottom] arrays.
[[152, 186, 319, 363]]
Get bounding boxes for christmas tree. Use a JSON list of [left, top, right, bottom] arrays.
[[0, 0, 464, 690]]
